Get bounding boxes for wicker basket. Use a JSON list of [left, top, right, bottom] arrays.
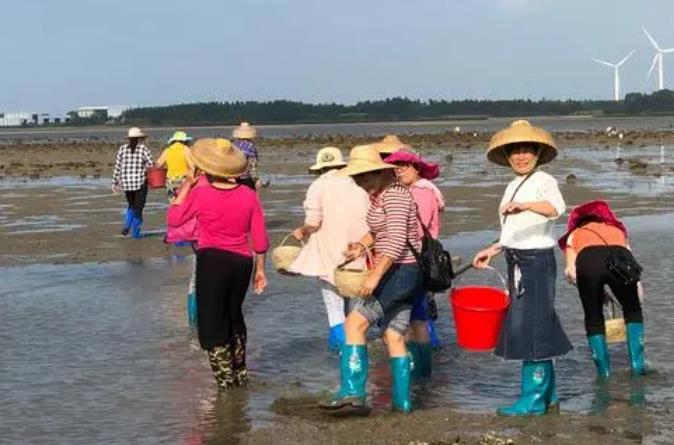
[[334, 244, 373, 298], [272, 234, 303, 273], [604, 291, 626, 343]]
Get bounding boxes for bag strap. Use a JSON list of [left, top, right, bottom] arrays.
[[579, 226, 610, 245], [501, 170, 537, 226]]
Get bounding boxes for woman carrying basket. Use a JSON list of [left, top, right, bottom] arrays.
[[168, 138, 268, 391], [558, 200, 650, 377], [472, 120, 572, 416], [318, 144, 421, 414]]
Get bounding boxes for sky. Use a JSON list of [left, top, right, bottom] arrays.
[[2, 0, 674, 114]]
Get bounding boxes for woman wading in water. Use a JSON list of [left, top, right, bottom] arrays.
[[472, 120, 572, 416], [168, 138, 268, 390]]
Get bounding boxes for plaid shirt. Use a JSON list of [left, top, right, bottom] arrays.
[[112, 143, 153, 191], [232, 139, 259, 180]]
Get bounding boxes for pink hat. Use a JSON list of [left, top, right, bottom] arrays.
[[384, 149, 440, 180], [557, 200, 627, 250]]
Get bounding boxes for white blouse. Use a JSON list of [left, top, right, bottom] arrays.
[[498, 171, 566, 250]]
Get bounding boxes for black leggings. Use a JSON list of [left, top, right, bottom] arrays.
[[124, 183, 148, 219], [576, 246, 643, 336], [196, 248, 253, 350]]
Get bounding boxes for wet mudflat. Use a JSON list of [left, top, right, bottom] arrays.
[[1, 139, 674, 444]]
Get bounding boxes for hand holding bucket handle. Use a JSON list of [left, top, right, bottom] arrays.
[[454, 264, 507, 292]]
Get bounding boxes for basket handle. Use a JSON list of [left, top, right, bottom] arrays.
[[278, 233, 305, 248], [337, 242, 373, 270], [454, 265, 507, 290]]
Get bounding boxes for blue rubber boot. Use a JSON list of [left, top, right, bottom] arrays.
[[318, 344, 368, 410], [390, 356, 412, 413], [427, 320, 442, 350], [626, 322, 652, 375], [122, 208, 133, 236], [187, 292, 197, 326], [130, 213, 143, 239], [407, 343, 421, 381], [497, 360, 551, 417], [588, 335, 611, 379], [417, 342, 432, 379], [327, 323, 346, 353]]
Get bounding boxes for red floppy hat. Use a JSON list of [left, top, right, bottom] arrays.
[[558, 200, 627, 250], [384, 149, 440, 180]]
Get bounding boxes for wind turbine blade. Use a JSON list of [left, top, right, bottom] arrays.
[[663, 48, 674, 53], [617, 50, 636, 66], [592, 58, 615, 67], [647, 53, 659, 79], [643, 27, 661, 51]]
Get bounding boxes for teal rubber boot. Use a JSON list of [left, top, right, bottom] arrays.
[[390, 356, 412, 413], [626, 322, 651, 375], [187, 292, 197, 326], [407, 343, 421, 381], [416, 342, 432, 379], [497, 360, 551, 417], [318, 344, 368, 410], [588, 335, 611, 378], [547, 363, 560, 414]]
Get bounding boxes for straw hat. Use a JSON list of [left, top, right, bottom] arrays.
[[232, 122, 257, 139], [309, 146, 347, 171], [385, 149, 440, 180], [191, 138, 247, 178], [340, 144, 396, 177], [167, 130, 192, 144], [487, 120, 557, 166], [127, 127, 146, 139], [375, 134, 410, 155]]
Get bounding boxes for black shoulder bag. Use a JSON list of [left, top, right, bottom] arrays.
[[407, 214, 455, 292], [580, 227, 643, 285]]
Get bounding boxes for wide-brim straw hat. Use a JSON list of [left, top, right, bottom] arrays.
[[340, 144, 396, 177], [191, 138, 247, 178], [375, 134, 410, 155], [384, 149, 440, 180], [487, 120, 557, 166], [309, 146, 347, 171], [232, 122, 257, 139], [127, 127, 147, 139], [168, 130, 192, 144]]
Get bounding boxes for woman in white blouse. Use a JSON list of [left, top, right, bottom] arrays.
[[472, 120, 572, 417]]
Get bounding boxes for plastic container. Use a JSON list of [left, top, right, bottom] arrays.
[[147, 167, 167, 189]]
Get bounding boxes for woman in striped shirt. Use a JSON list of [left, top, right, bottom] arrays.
[[319, 145, 421, 415]]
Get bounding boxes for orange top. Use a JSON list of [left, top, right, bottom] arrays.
[[568, 222, 627, 253]]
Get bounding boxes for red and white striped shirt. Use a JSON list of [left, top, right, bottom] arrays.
[[367, 183, 421, 264]]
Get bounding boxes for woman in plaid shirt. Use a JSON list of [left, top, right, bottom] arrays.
[[112, 127, 153, 239]]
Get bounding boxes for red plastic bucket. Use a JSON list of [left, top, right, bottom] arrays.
[[450, 285, 510, 351], [146, 167, 167, 189]]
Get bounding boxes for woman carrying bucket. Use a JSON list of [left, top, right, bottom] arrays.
[[472, 120, 572, 416], [558, 200, 650, 377], [288, 147, 370, 352], [318, 144, 421, 414], [112, 127, 153, 239], [384, 148, 445, 379], [168, 138, 269, 390]]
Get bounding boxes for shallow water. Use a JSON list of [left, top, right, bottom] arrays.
[[2, 211, 673, 444]]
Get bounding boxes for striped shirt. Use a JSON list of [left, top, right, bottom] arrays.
[[366, 183, 421, 264]]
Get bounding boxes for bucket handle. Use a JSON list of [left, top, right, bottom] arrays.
[[454, 265, 507, 291], [278, 233, 305, 248], [337, 242, 373, 271]]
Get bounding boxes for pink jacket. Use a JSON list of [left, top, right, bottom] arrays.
[[410, 178, 444, 239]]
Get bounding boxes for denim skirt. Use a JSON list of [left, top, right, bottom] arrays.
[[495, 248, 572, 361]]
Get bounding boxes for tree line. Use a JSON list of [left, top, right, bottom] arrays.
[[112, 90, 674, 126]]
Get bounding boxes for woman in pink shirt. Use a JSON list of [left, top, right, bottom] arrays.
[[385, 149, 445, 380], [168, 138, 269, 391]]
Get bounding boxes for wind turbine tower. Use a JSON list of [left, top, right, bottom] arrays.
[[643, 27, 674, 90], [592, 50, 635, 101]]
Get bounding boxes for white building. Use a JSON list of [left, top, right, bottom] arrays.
[[0, 112, 38, 127], [74, 105, 132, 119]]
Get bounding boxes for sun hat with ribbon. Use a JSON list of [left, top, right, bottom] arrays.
[[309, 146, 347, 171], [191, 138, 248, 178], [384, 149, 440, 180], [340, 144, 396, 177], [557, 200, 627, 250], [487, 120, 557, 166], [232, 122, 257, 139], [375, 134, 410, 155], [167, 130, 193, 144], [127, 127, 147, 139]]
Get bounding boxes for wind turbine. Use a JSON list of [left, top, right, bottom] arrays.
[[642, 27, 674, 90], [592, 50, 635, 101]]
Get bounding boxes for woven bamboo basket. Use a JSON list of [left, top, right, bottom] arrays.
[[271, 234, 303, 272], [334, 244, 373, 298], [604, 292, 626, 343]]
